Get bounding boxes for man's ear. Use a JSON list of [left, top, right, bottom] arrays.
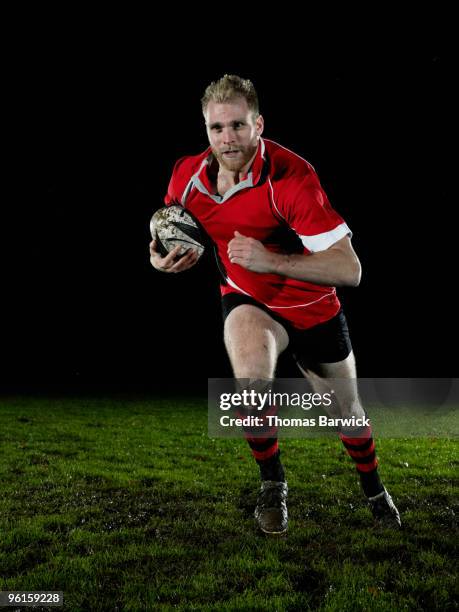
[[256, 114, 264, 137]]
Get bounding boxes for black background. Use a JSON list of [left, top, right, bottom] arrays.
[[3, 18, 455, 394]]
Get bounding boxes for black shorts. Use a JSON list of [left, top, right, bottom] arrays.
[[221, 293, 352, 366]]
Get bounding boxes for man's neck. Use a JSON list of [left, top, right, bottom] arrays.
[[216, 149, 258, 187]]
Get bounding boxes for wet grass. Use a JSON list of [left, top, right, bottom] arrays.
[[0, 396, 457, 611]]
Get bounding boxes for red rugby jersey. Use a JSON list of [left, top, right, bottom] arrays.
[[164, 138, 352, 330]]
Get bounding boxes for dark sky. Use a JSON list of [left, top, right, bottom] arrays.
[[3, 29, 455, 393]]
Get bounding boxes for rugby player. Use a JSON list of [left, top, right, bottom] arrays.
[[150, 75, 401, 534]]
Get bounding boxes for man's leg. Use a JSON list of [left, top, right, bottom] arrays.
[[224, 304, 289, 478], [224, 304, 290, 534], [299, 352, 401, 527]]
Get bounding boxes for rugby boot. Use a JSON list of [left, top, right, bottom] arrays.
[[254, 480, 288, 535], [368, 487, 401, 528]]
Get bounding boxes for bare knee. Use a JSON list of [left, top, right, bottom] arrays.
[[297, 352, 365, 419], [224, 305, 289, 379]]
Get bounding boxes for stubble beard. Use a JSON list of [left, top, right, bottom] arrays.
[[213, 141, 258, 173]]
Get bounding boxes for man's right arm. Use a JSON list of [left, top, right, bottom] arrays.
[[151, 156, 200, 273], [149, 239, 199, 273]]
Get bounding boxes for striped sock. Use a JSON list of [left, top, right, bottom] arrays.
[[237, 402, 285, 482], [246, 439, 284, 482], [256, 448, 285, 482], [339, 422, 384, 497]]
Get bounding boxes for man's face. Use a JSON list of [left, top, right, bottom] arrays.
[[205, 97, 264, 172]]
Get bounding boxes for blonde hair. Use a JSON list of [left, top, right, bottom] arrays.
[[201, 74, 259, 116]]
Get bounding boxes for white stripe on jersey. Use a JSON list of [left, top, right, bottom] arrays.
[[262, 138, 316, 172], [225, 275, 251, 296], [225, 275, 336, 310], [267, 290, 336, 309], [297, 222, 352, 253], [268, 177, 285, 220]]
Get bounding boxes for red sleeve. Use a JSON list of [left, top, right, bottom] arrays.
[[164, 157, 188, 206], [275, 171, 352, 253]]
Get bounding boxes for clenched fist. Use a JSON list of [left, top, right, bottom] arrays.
[[227, 231, 277, 273]]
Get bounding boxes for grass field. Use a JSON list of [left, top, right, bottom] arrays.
[[0, 396, 457, 611]]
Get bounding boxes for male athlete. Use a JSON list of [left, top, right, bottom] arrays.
[[150, 75, 401, 534]]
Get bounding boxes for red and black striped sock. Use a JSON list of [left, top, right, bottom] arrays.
[[237, 401, 285, 482], [339, 422, 384, 497], [245, 435, 285, 481]]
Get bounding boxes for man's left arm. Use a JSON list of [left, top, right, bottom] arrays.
[[227, 231, 361, 287]]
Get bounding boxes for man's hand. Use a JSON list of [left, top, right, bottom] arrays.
[[227, 231, 276, 273], [149, 239, 199, 273]]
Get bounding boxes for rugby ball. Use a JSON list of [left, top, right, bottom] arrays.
[[150, 205, 206, 260]]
